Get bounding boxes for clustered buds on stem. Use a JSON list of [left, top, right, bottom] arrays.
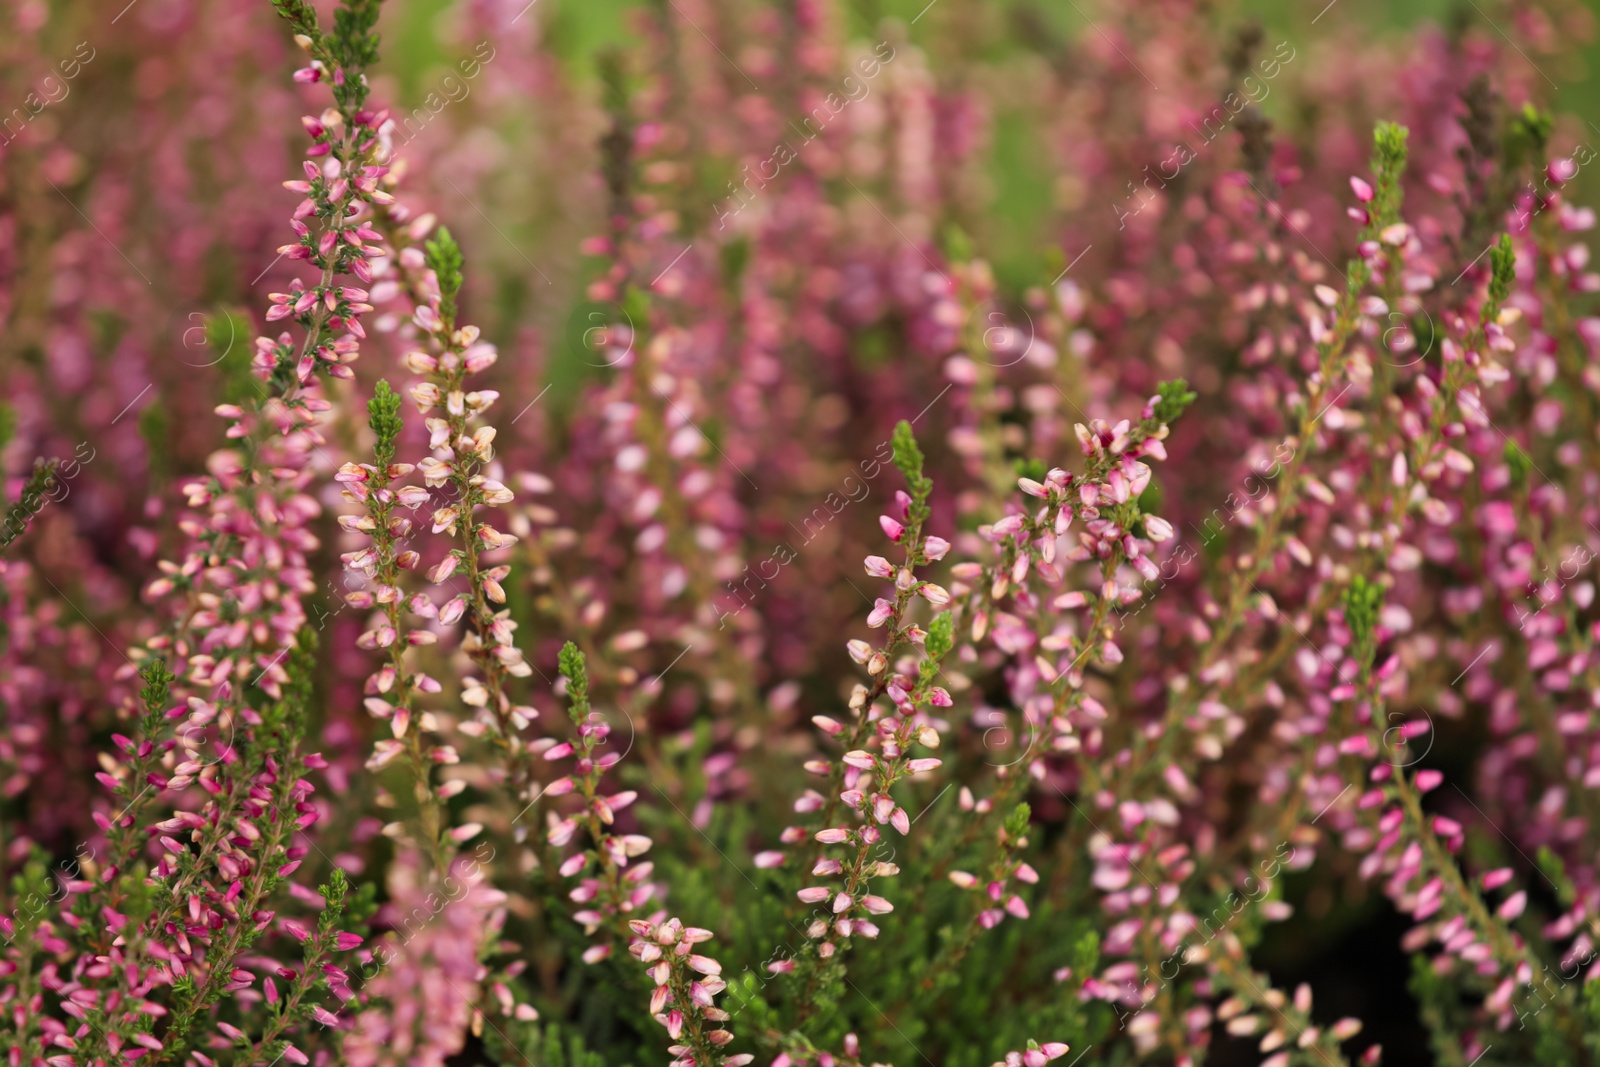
[[547, 643, 662, 961], [761, 424, 961, 966], [402, 230, 541, 789], [628, 917, 752, 1067], [339, 381, 462, 864]]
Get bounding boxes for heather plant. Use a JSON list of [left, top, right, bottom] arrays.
[[8, 0, 1600, 1065]]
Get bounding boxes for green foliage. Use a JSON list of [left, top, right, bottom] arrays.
[[1365, 120, 1411, 232], [1003, 802, 1032, 840], [891, 420, 934, 530], [368, 379, 404, 470], [597, 47, 630, 115], [1505, 438, 1534, 489], [559, 640, 591, 721], [1409, 952, 1470, 1066], [0, 402, 14, 453], [1507, 102, 1554, 163], [270, 0, 320, 39], [720, 236, 751, 288], [319, 866, 349, 916], [275, 630, 319, 748], [1373, 120, 1410, 172], [1343, 573, 1384, 667], [328, 0, 383, 89], [0, 459, 59, 552], [621, 286, 652, 333], [1015, 456, 1049, 484], [941, 223, 974, 265], [924, 611, 954, 663], [139, 658, 175, 713], [1584, 983, 1600, 1062], [891, 419, 927, 492], [198, 307, 258, 409], [919, 611, 955, 684], [1531, 1003, 1580, 1067], [850, 324, 893, 372], [618, 771, 1116, 1067], [2, 848, 55, 946], [1536, 845, 1578, 910], [1484, 232, 1517, 323], [272, 0, 384, 113], [138, 394, 170, 483], [597, 49, 634, 207], [1146, 378, 1197, 429], [425, 227, 466, 333], [486, 1019, 621, 1067]]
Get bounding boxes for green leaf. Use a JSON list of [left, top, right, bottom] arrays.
[[1015, 457, 1048, 484], [1510, 102, 1554, 157], [1536, 845, 1577, 909], [1343, 574, 1385, 666], [319, 867, 350, 913], [891, 419, 934, 518], [425, 227, 466, 333], [1363, 120, 1411, 233], [368, 379, 404, 470], [1485, 232, 1516, 322], [270, 0, 321, 40], [924, 611, 955, 664], [558, 640, 590, 721], [139, 659, 175, 716], [1004, 802, 1032, 839], [1149, 378, 1197, 428]]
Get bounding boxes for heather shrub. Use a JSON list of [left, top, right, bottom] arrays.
[[5, 0, 1600, 1065]]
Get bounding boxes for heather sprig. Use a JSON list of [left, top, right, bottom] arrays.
[[777, 421, 949, 876], [0, 459, 60, 553], [97, 659, 176, 885], [271, 0, 383, 114], [629, 917, 752, 1067], [402, 228, 542, 815], [339, 379, 456, 870], [237, 868, 372, 1067], [61, 634, 332, 1066], [546, 641, 662, 963], [425, 226, 466, 334], [910, 802, 1039, 1005]]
